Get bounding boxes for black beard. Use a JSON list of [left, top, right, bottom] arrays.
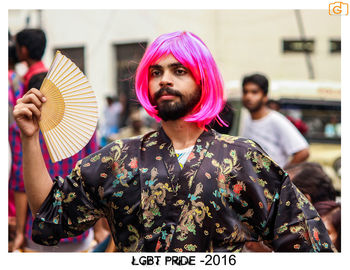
[[153, 87, 201, 121], [245, 100, 265, 113]]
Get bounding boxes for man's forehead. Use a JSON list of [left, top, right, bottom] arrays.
[[243, 82, 262, 91], [150, 54, 184, 67]]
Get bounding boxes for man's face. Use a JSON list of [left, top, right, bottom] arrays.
[[242, 82, 267, 113], [148, 54, 201, 121], [15, 42, 25, 62]]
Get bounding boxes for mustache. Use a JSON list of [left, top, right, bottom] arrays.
[[154, 87, 182, 101]]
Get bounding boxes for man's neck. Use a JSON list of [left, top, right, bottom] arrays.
[[161, 119, 204, 150], [26, 59, 40, 68], [250, 106, 270, 120]]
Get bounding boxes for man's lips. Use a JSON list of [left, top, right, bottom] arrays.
[[154, 87, 182, 102], [158, 94, 177, 101], [244, 101, 254, 106]]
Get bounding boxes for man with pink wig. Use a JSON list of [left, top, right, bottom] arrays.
[[14, 31, 334, 252]]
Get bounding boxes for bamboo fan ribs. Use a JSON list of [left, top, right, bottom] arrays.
[[39, 51, 98, 163]]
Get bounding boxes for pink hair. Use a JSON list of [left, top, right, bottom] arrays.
[[135, 31, 226, 128]]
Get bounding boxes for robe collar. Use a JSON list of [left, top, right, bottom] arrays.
[[157, 126, 215, 196]]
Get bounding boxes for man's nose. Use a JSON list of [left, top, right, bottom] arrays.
[[159, 72, 173, 88], [243, 92, 252, 99]]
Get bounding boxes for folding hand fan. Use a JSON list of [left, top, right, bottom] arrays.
[[38, 51, 98, 163]]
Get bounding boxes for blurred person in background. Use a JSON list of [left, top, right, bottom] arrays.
[[266, 99, 280, 111], [15, 28, 48, 94], [8, 32, 24, 251], [241, 73, 309, 168], [8, 32, 24, 107], [99, 95, 123, 147], [13, 31, 334, 252], [111, 108, 152, 140], [284, 162, 336, 204], [324, 115, 341, 138], [313, 201, 341, 252], [9, 30, 102, 251]]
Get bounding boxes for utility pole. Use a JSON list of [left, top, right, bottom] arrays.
[[38, 10, 42, 29], [295, 10, 315, 80]]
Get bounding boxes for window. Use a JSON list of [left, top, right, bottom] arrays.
[[114, 42, 147, 126], [279, 99, 341, 143], [53, 47, 85, 74], [114, 42, 147, 97], [330, 39, 341, 53], [282, 39, 315, 53]]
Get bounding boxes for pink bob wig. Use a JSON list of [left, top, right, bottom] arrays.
[[135, 31, 226, 128]]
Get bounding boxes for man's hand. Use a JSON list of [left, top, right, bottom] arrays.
[[11, 232, 26, 252], [13, 88, 46, 138]]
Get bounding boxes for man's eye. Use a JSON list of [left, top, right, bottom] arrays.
[[151, 70, 161, 76], [175, 68, 186, 75]]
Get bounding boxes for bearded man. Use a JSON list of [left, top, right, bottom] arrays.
[[13, 31, 333, 252]]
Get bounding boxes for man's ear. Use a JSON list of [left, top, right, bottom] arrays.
[[263, 94, 269, 104], [20, 46, 28, 59]]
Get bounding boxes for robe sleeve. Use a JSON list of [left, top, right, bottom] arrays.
[[234, 140, 335, 252], [32, 157, 105, 246], [266, 174, 335, 252]]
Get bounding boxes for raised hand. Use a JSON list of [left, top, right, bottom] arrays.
[[13, 88, 47, 138]]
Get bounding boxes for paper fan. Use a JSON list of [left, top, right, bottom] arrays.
[[38, 51, 98, 163]]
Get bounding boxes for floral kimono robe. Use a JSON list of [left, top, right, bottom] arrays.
[[32, 128, 334, 252]]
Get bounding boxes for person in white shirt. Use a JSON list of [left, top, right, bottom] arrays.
[[241, 73, 309, 168], [100, 96, 123, 146]]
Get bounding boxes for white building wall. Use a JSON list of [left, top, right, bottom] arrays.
[[215, 10, 340, 82]]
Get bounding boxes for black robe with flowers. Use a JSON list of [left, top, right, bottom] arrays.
[[32, 128, 334, 252]]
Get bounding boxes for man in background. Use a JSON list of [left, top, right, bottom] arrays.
[[15, 28, 48, 93], [241, 73, 309, 168]]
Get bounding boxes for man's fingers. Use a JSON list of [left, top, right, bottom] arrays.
[[13, 103, 41, 120], [20, 93, 44, 108], [27, 104, 42, 119], [25, 88, 47, 103], [16, 97, 23, 105], [15, 88, 46, 118], [13, 105, 33, 120]]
